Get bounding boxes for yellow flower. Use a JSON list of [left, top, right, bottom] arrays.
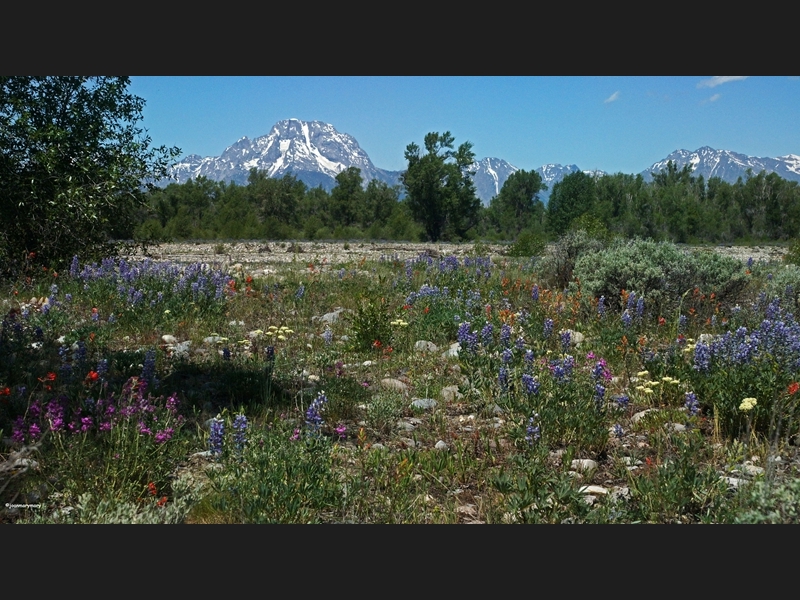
[[739, 397, 757, 412], [278, 335, 287, 341], [636, 370, 649, 378]]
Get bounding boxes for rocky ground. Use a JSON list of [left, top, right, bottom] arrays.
[[128, 240, 788, 271]]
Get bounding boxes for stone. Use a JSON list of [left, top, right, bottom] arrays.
[[441, 385, 463, 403], [414, 340, 439, 353], [435, 440, 449, 451], [579, 485, 608, 495], [161, 334, 178, 344], [411, 398, 437, 410], [571, 459, 598, 473], [442, 342, 461, 358], [631, 409, 658, 424], [664, 422, 686, 433], [381, 378, 408, 393]]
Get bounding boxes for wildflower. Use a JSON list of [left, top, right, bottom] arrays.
[[788, 382, 799, 396], [154, 428, 174, 444], [678, 314, 687, 332], [621, 310, 632, 328], [612, 424, 624, 439], [306, 391, 329, 432], [693, 342, 711, 372], [148, 482, 158, 496], [685, 392, 699, 416], [86, 370, 99, 383], [614, 394, 630, 410], [290, 428, 301, 441], [498, 367, 509, 391], [521, 373, 539, 395], [501, 348, 513, 364], [481, 323, 493, 347], [525, 413, 541, 444], [543, 318, 553, 339], [560, 330, 571, 352], [156, 496, 168, 507], [531, 285, 539, 302], [323, 328, 333, 345], [209, 416, 225, 457], [500, 323, 512, 347], [334, 424, 347, 440], [233, 414, 248, 454], [658, 316, 666, 326], [739, 397, 757, 412]]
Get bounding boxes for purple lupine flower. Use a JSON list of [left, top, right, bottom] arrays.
[[209, 416, 225, 457], [543, 318, 553, 339], [305, 391, 328, 432], [524, 349, 535, 365], [685, 392, 699, 416], [521, 373, 539, 395], [531, 285, 539, 302], [295, 284, 305, 300], [626, 291, 637, 311], [678, 314, 687, 332], [636, 297, 645, 319], [323, 328, 333, 345], [594, 384, 606, 407], [515, 336, 525, 350], [613, 424, 624, 439], [693, 342, 711, 372], [481, 323, 494, 347], [614, 394, 630, 410], [560, 330, 571, 352], [525, 413, 541, 444], [233, 414, 248, 454], [70, 255, 80, 278], [621, 310, 632, 328], [500, 323, 512, 347], [747, 256, 754, 269], [498, 367, 509, 391], [501, 348, 513, 364]]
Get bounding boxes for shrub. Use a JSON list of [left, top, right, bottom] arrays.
[[535, 229, 606, 290], [505, 229, 547, 258], [573, 238, 747, 315]]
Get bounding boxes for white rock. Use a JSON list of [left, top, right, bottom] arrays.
[[579, 485, 608, 495], [434, 440, 449, 451], [414, 340, 438, 353], [632, 409, 658, 424], [441, 385, 463, 403], [571, 459, 598, 473], [411, 398, 437, 410], [162, 334, 178, 344], [442, 342, 461, 358], [665, 422, 686, 433]]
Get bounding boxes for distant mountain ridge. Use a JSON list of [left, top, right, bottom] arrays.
[[165, 120, 799, 204]]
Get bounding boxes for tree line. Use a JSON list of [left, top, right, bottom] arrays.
[[2, 76, 799, 280], [138, 132, 800, 247]]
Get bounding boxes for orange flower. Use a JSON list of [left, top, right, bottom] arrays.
[[788, 382, 800, 396], [147, 482, 157, 496], [0, 387, 10, 396], [658, 316, 666, 326], [86, 371, 99, 383], [156, 496, 168, 507], [372, 339, 382, 349]]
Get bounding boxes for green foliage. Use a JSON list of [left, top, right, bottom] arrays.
[[535, 229, 606, 290], [505, 229, 547, 258], [0, 77, 180, 278], [401, 132, 480, 241], [547, 171, 597, 237], [573, 238, 748, 314], [350, 297, 394, 353], [487, 169, 546, 238], [198, 421, 344, 523], [733, 473, 800, 523]]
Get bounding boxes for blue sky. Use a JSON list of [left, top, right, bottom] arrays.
[[129, 76, 800, 176]]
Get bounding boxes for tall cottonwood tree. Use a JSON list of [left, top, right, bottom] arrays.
[[401, 132, 480, 241]]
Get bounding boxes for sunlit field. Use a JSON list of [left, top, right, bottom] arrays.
[[3, 237, 800, 524]]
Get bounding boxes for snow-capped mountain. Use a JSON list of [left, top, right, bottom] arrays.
[[470, 157, 519, 205], [168, 119, 403, 191], [641, 146, 800, 183]]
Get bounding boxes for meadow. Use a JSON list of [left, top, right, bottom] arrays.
[[2, 235, 800, 524]]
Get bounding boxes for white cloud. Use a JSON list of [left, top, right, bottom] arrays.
[[697, 76, 748, 89], [604, 91, 620, 103], [709, 93, 721, 102]]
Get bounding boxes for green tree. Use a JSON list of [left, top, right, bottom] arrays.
[[0, 76, 180, 277], [546, 170, 596, 237], [330, 166, 364, 227], [487, 169, 546, 237], [401, 132, 480, 241]]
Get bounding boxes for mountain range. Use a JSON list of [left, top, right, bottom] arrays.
[[165, 119, 800, 205]]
